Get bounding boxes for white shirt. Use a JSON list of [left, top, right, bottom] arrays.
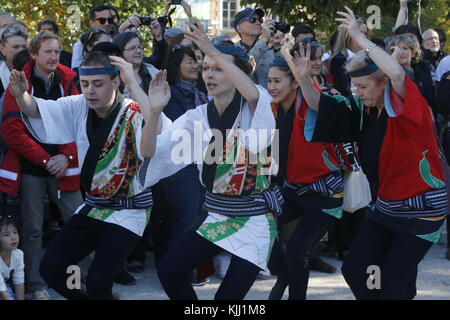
[[434, 55, 450, 82], [0, 249, 24, 293], [71, 40, 84, 70]]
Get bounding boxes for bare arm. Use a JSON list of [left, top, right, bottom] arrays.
[[395, 0, 409, 30], [337, 6, 406, 98], [141, 71, 171, 158], [14, 284, 24, 300], [9, 70, 40, 118], [184, 18, 259, 111], [281, 35, 321, 111]]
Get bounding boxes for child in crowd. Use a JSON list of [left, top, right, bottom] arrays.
[[0, 216, 25, 300]]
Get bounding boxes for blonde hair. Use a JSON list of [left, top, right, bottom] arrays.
[[29, 30, 61, 55], [331, 17, 366, 60], [345, 51, 386, 81], [387, 33, 421, 65]]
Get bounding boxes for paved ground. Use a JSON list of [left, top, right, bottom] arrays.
[[48, 231, 450, 300]]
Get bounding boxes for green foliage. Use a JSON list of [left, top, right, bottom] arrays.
[[242, 0, 449, 51], [0, 0, 164, 52]]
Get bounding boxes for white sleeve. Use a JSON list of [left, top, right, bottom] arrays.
[[0, 271, 6, 292], [141, 108, 206, 188], [12, 250, 24, 286], [71, 41, 84, 69], [22, 95, 82, 145], [240, 85, 275, 154], [434, 56, 450, 82]]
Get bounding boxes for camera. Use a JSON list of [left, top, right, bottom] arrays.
[[273, 22, 291, 34], [139, 16, 154, 26], [170, 0, 181, 4]]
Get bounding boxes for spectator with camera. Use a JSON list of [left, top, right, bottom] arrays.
[[234, 7, 288, 88]]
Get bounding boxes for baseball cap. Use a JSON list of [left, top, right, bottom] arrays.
[[233, 8, 265, 29]]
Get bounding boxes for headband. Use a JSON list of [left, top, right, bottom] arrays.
[[272, 58, 289, 67], [79, 66, 119, 76], [214, 45, 250, 63], [347, 57, 379, 77]]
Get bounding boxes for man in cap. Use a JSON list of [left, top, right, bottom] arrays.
[[234, 7, 283, 88]]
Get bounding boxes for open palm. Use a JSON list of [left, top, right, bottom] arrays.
[[148, 70, 171, 113]]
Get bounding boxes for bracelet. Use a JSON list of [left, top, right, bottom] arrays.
[[365, 42, 377, 54]]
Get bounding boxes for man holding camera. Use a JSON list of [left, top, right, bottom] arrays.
[[234, 8, 287, 88]]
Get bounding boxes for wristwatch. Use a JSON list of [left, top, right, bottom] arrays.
[[365, 42, 377, 54]]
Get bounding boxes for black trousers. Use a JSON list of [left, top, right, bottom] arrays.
[[39, 214, 139, 300], [157, 231, 261, 300], [341, 217, 433, 300]]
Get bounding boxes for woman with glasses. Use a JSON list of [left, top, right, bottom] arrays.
[[0, 25, 28, 98], [113, 32, 159, 99]]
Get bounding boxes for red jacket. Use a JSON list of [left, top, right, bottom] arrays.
[[0, 61, 80, 196]]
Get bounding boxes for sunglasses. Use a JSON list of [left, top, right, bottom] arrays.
[[87, 28, 105, 42], [94, 17, 116, 25], [245, 16, 263, 24]]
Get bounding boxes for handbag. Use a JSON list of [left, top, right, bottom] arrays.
[[342, 169, 371, 213]]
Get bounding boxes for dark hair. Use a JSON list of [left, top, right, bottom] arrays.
[[370, 37, 386, 50], [435, 28, 446, 45], [291, 38, 323, 59], [291, 24, 316, 40], [113, 32, 152, 92], [165, 46, 197, 86], [395, 24, 423, 44], [89, 4, 120, 22], [212, 41, 253, 76], [80, 28, 110, 54], [12, 49, 31, 70], [0, 216, 18, 250], [270, 65, 294, 82], [80, 51, 119, 79], [38, 19, 59, 35], [330, 31, 338, 53]]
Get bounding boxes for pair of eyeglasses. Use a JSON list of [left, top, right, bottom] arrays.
[[124, 45, 144, 52], [245, 16, 263, 24], [94, 17, 116, 25]]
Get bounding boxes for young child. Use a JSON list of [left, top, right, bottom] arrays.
[[0, 216, 25, 300]]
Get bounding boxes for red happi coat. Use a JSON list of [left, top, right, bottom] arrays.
[[272, 82, 341, 185]]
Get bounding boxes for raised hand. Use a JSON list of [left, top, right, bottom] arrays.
[[147, 70, 171, 113], [109, 56, 137, 86], [335, 6, 364, 40], [280, 33, 295, 59], [292, 42, 313, 80], [118, 13, 142, 32], [390, 45, 403, 63], [8, 70, 29, 97], [184, 18, 218, 57], [150, 19, 163, 41]]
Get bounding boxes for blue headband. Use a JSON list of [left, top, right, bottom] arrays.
[[79, 66, 119, 76], [347, 57, 379, 77], [214, 45, 250, 63], [272, 59, 289, 67]]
